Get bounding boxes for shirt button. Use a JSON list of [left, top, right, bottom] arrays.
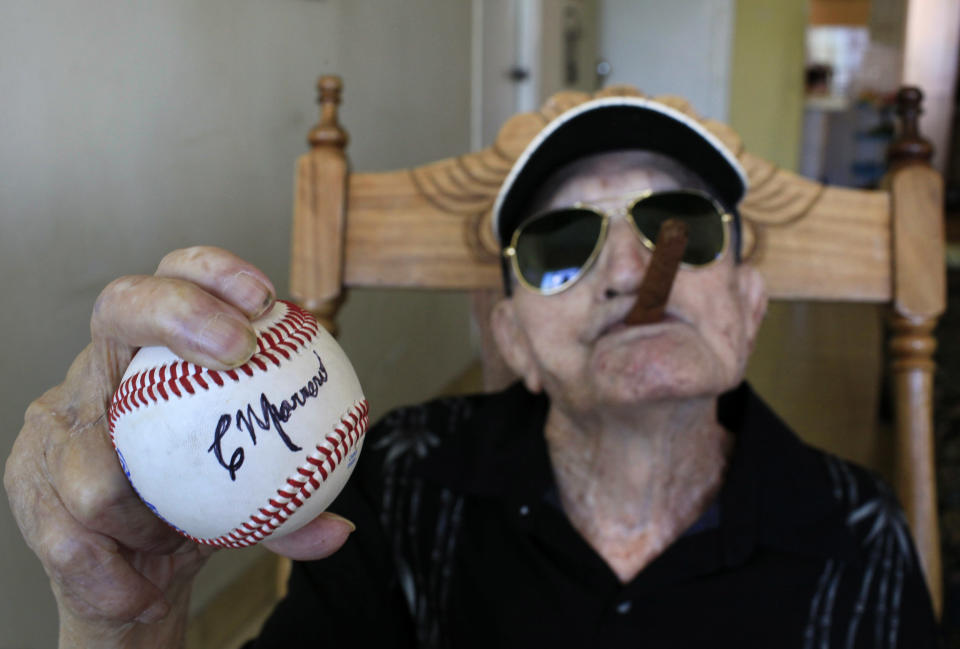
[[616, 600, 632, 615], [519, 504, 530, 517]]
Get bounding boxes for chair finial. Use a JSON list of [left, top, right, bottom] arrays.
[[308, 75, 348, 150], [888, 86, 933, 167]]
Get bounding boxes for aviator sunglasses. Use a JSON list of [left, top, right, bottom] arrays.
[[502, 188, 733, 295]]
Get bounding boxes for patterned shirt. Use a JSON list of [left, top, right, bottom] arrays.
[[248, 382, 938, 648]]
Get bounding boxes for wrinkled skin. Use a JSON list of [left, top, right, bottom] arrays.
[[4, 247, 355, 648], [491, 153, 768, 581], [493, 156, 767, 418]]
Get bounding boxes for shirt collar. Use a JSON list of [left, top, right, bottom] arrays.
[[415, 381, 856, 562]]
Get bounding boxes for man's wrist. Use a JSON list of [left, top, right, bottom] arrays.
[[57, 582, 192, 649]]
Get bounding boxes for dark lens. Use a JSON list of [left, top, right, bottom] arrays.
[[630, 192, 725, 265], [514, 209, 604, 292]]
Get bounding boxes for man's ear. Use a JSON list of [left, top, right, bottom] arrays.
[[736, 265, 768, 351], [490, 299, 542, 393]]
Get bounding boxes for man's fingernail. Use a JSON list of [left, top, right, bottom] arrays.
[[320, 511, 356, 533], [135, 599, 169, 625], [256, 292, 274, 319], [227, 271, 274, 317], [199, 313, 256, 364]]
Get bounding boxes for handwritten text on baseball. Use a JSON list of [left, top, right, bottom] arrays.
[[208, 351, 329, 481]]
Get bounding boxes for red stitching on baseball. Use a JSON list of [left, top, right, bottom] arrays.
[[263, 351, 281, 367], [107, 301, 322, 435], [106, 302, 365, 549], [181, 399, 368, 548]]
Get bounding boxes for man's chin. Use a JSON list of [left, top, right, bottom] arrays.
[[587, 356, 732, 407], [595, 381, 704, 407]]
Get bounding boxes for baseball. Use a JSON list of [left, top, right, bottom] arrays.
[[107, 300, 368, 548]]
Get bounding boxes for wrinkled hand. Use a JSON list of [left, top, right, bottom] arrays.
[[4, 247, 354, 647]]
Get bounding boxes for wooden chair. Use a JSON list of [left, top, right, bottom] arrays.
[[289, 76, 946, 614]]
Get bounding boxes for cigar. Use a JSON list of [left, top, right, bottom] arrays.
[[624, 218, 689, 325]]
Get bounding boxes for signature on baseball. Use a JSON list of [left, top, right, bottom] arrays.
[[208, 351, 330, 481]]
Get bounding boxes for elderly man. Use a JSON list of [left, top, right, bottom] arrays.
[[5, 98, 937, 648]]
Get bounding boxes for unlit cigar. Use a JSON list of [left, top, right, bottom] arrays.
[[624, 218, 689, 325]]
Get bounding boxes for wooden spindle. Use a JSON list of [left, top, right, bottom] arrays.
[[888, 86, 934, 169], [885, 85, 944, 615], [290, 75, 351, 337], [309, 75, 349, 150]]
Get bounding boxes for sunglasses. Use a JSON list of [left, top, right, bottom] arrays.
[[502, 189, 733, 296]]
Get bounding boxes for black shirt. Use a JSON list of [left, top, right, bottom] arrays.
[[247, 382, 937, 648]]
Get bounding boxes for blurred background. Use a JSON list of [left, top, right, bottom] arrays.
[[2, 0, 960, 646]]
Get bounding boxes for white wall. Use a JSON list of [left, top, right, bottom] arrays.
[[902, 0, 960, 173], [598, 0, 735, 121], [0, 2, 474, 647]]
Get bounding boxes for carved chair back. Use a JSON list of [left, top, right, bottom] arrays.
[[289, 77, 945, 614]]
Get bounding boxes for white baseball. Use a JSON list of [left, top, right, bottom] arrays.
[[108, 300, 367, 548]]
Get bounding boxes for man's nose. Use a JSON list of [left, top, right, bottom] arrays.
[[598, 218, 651, 296]]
